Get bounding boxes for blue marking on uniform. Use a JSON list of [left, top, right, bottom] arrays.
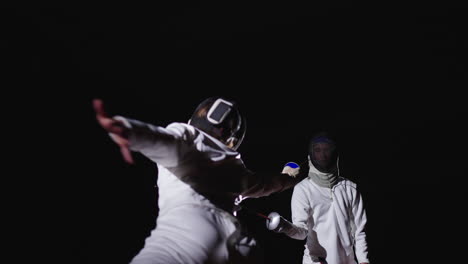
[[311, 136, 334, 145], [285, 162, 299, 168]]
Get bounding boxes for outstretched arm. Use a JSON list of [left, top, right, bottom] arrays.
[[264, 184, 310, 240], [93, 99, 193, 167], [93, 99, 134, 164], [240, 161, 309, 198]]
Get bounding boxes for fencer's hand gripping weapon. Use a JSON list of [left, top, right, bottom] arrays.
[[265, 212, 295, 233], [265, 161, 306, 233]]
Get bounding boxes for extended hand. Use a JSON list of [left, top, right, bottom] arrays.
[[93, 99, 134, 164]]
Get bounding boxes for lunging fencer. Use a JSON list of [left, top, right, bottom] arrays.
[[266, 132, 370, 264], [93, 97, 307, 264]]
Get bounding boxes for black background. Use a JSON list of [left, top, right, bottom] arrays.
[[7, 2, 467, 263]]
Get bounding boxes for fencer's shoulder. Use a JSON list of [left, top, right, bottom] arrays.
[[163, 122, 204, 143], [166, 122, 191, 130], [165, 122, 197, 135], [294, 177, 314, 191], [335, 177, 358, 190]]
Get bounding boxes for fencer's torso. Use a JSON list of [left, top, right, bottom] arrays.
[[122, 121, 260, 264], [114, 119, 293, 263], [155, 122, 251, 213], [292, 177, 359, 264], [120, 120, 250, 213]]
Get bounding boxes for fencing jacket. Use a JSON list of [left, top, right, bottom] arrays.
[[283, 162, 370, 264], [110, 117, 303, 264]]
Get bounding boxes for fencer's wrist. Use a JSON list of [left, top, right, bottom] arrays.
[[106, 116, 130, 144], [111, 116, 151, 151], [113, 115, 132, 129]]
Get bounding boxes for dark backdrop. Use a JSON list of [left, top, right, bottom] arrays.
[[7, 2, 467, 263]]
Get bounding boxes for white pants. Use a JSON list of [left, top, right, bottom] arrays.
[[130, 205, 238, 264]]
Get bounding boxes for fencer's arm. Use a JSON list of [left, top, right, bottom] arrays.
[[239, 172, 302, 198], [287, 184, 310, 240], [110, 116, 193, 167], [240, 162, 308, 198], [93, 99, 191, 167], [94, 99, 134, 164], [352, 188, 370, 264], [265, 212, 308, 240]]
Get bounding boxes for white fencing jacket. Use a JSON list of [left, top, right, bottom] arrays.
[[110, 117, 302, 264], [284, 163, 370, 264]]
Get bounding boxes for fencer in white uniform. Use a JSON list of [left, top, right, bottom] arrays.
[[94, 97, 306, 264], [266, 133, 370, 264]]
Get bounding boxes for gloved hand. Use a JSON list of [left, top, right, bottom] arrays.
[[282, 162, 300, 177], [265, 212, 294, 233]]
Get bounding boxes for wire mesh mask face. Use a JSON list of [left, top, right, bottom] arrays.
[[309, 136, 338, 173]]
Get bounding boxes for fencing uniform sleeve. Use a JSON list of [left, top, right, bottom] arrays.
[[352, 188, 370, 263], [111, 116, 193, 168], [239, 171, 304, 198], [287, 184, 309, 240], [239, 167, 309, 198], [266, 212, 296, 233], [240, 162, 308, 198]]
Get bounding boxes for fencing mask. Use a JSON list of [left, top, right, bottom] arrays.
[[188, 97, 246, 151]]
